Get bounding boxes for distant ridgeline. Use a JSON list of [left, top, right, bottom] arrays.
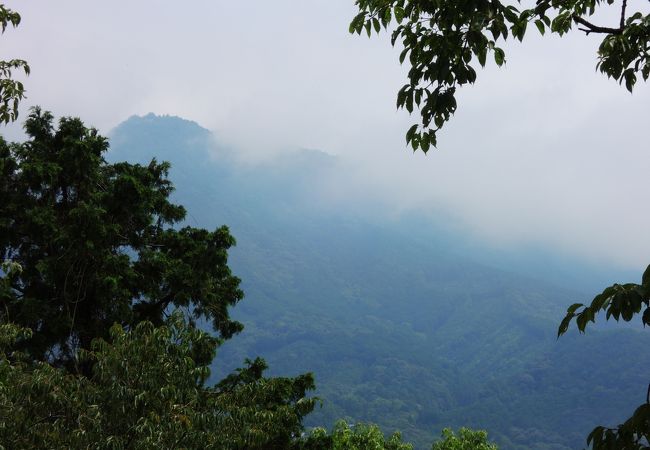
[[109, 114, 650, 450]]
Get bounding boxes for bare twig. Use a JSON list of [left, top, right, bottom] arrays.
[[572, 0, 629, 36], [573, 15, 623, 35]]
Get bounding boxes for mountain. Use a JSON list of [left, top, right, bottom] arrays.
[[109, 114, 650, 450]]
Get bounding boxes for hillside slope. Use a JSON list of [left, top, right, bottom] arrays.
[[109, 114, 650, 449]]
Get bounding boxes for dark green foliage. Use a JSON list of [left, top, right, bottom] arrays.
[[559, 265, 650, 448], [351, 0, 650, 151], [431, 428, 498, 450], [299, 420, 414, 449], [0, 313, 317, 450], [214, 356, 318, 449], [0, 4, 29, 124], [0, 108, 243, 371], [559, 265, 650, 336], [587, 405, 650, 450]]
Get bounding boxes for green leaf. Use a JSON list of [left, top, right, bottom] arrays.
[[621, 305, 634, 321], [642, 62, 650, 81], [557, 314, 574, 337], [517, 20, 527, 41], [567, 303, 584, 314], [494, 48, 505, 66], [405, 124, 418, 144], [372, 17, 381, 33], [411, 134, 420, 151], [420, 133, 430, 153], [405, 90, 414, 113], [399, 48, 409, 64], [477, 47, 487, 67], [535, 19, 545, 35], [349, 12, 366, 34], [383, 7, 392, 24], [397, 90, 406, 109], [576, 311, 588, 332], [394, 6, 405, 23], [623, 69, 636, 92]]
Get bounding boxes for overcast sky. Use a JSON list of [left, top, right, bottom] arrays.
[[4, 1, 650, 270]]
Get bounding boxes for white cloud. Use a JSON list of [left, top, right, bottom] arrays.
[[3, 0, 650, 269]]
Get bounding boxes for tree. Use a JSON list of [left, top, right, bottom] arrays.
[[0, 4, 29, 124], [299, 420, 414, 450], [0, 107, 244, 372], [0, 312, 317, 450], [350, 0, 649, 151], [431, 428, 498, 450]]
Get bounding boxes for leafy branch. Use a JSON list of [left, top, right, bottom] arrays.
[[0, 4, 30, 124], [351, 0, 650, 152], [556, 265, 650, 448], [557, 265, 650, 336]]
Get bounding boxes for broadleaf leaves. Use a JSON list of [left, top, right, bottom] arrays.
[[557, 266, 650, 337], [0, 6, 29, 124], [351, 0, 650, 152]]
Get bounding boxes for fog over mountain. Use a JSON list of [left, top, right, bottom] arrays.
[[5, 0, 650, 271], [108, 113, 650, 450]]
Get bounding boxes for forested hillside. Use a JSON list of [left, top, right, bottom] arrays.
[[108, 114, 650, 450]]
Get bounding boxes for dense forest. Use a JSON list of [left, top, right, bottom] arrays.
[[108, 114, 650, 449]]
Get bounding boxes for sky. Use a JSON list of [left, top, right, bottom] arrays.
[[3, 0, 650, 270]]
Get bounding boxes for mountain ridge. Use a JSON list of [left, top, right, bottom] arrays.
[[108, 114, 650, 450]]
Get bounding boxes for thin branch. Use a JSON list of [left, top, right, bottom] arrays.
[[620, 0, 628, 29], [573, 15, 623, 35]]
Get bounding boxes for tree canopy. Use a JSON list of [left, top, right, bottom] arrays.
[[351, 0, 650, 151], [0, 313, 317, 449], [299, 420, 414, 450], [0, 108, 244, 372], [431, 428, 498, 450]]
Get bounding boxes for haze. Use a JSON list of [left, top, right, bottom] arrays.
[[4, 0, 649, 270]]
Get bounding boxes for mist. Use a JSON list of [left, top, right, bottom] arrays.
[[3, 0, 650, 270]]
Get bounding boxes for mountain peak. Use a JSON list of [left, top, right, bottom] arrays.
[[121, 112, 209, 133], [108, 113, 215, 165]]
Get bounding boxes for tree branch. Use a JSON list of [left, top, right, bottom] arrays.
[[572, 15, 623, 35], [620, 0, 628, 29]]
